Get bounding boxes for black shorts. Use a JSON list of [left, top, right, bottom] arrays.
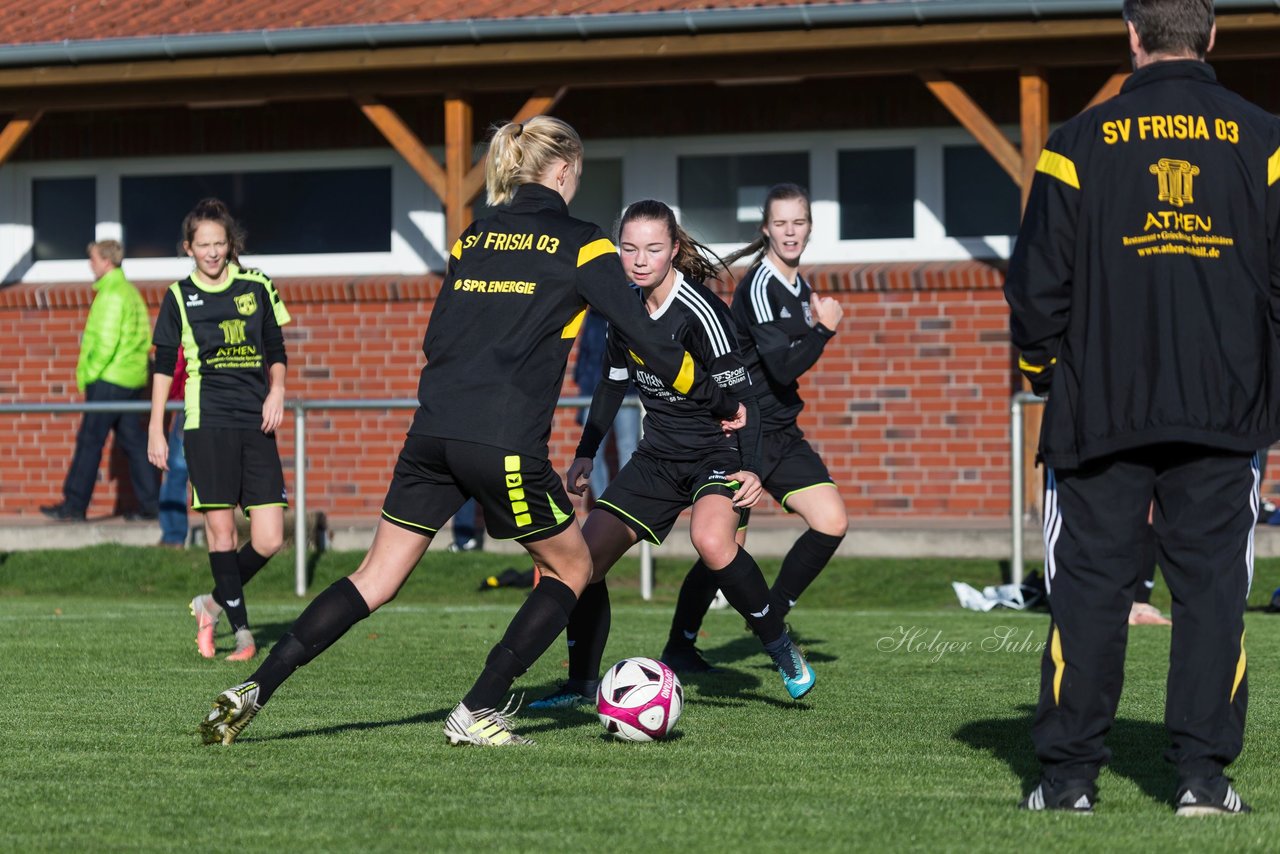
[[758, 425, 836, 512], [597, 449, 746, 545], [381, 435, 575, 542], [185, 427, 288, 514]]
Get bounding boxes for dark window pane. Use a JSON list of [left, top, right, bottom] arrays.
[[33, 178, 96, 261], [944, 146, 1020, 237], [678, 152, 809, 243], [121, 168, 392, 258], [838, 149, 915, 239]]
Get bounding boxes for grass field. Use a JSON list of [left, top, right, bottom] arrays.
[[4, 545, 1280, 851]]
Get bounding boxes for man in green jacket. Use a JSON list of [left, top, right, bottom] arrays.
[[42, 240, 158, 522]]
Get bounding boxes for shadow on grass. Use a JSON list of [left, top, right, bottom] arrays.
[[259, 704, 590, 743], [953, 705, 1173, 805]]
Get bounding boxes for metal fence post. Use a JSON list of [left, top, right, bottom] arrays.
[[294, 402, 307, 597], [1011, 394, 1025, 585]]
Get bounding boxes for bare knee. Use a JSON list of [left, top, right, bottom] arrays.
[[692, 529, 738, 570], [253, 533, 284, 557]]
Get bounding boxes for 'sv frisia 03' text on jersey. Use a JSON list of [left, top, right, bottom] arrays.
[[411, 184, 734, 456], [733, 257, 836, 431], [1006, 61, 1280, 468], [578, 272, 761, 472], [152, 263, 291, 430]]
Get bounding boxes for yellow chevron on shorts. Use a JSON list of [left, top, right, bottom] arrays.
[[1036, 149, 1080, 190], [1018, 355, 1056, 375], [1269, 146, 1280, 187], [577, 238, 616, 268], [1050, 625, 1065, 704], [1231, 629, 1247, 703]]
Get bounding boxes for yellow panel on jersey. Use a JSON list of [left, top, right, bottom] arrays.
[[1050, 624, 1065, 704], [171, 282, 204, 430], [577, 238, 616, 268], [561, 307, 587, 339], [451, 239, 463, 260], [265, 280, 292, 326], [1231, 629, 1247, 703], [673, 351, 695, 395], [1036, 149, 1080, 190], [1269, 146, 1280, 187]]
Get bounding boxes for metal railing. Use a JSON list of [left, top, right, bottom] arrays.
[[0, 396, 652, 599], [1010, 390, 1046, 585]]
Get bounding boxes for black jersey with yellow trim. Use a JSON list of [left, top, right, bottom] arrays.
[[152, 263, 291, 430], [731, 257, 836, 431], [410, 183, 734, 457], [606, 273, 758, 466]]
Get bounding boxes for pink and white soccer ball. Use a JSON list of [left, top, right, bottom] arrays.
[[597, 657, 684, 742]]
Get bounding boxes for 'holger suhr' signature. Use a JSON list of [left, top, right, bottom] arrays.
[[876, 625, 1047, 663]]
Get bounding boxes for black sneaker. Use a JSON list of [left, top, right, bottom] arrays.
[[40, 503, 86, 522], [1174, 776, 1251, 816], [660, 644, 720, 674], [1019, 777, 1096, 812]]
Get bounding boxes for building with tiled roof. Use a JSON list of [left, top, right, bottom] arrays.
[[2, 0, 1280, 524]]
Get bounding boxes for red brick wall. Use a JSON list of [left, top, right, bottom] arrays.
[[0, 263, 1021, 520]]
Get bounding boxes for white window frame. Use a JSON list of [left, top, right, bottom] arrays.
[[2, 148, 446, 284]]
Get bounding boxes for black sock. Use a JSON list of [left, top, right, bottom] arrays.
[[249, 577, 370, 705], [566, 580, 610, 684], [772, 530, 844, 617], [667, 559, 718, 649], [209, 550, 248, 632], [238, 544, 272, 587], [463, 576, 577, 711], [713, 547, 784, 646]]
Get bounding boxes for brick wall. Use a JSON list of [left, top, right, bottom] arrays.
[[0, 263, 1021, 520]]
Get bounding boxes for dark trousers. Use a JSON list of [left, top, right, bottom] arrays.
[[1033, 444, 1254, 781], [62, 381, 158, 515]]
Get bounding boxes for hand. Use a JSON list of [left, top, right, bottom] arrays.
[[566, 457, 593, 496], [730, 471, 763, 509], [148, 432, 169, 472], [261, 388, 285, 434], [720, 403, 747, 435], [813, 295, 843, 330]]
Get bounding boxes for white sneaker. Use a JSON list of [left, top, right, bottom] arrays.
[[198, 681, 261, 745], [443, 699, 533, 746]]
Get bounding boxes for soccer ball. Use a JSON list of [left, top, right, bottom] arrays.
[[597, 657, 683, 742]]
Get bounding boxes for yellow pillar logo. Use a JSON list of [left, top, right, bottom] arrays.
[[1149, 158, 1200, 208], [219, 319, 247, 345]]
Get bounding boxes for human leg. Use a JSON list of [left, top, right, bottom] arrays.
[[773, 484, 847, 617], [158, 414, 189, 545], [114, 386, 158, 515], [57, 383, 117, 515]]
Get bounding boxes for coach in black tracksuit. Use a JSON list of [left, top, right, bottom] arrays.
[[1005, 0, 1280, 815]]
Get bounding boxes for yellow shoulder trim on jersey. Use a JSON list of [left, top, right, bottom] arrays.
[[561, 307, 587, 339], [236, 266, 270, 285], [451, 239, 463, 260], [1269, 145, 1280, 187], [577, 238, 617, 268], [1036, 149, 1080, 190], [1018, 355, 1056, 375], [673, 351, 695, 395]]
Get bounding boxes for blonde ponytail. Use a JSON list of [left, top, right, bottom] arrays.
[[485, 116, 584, 206]]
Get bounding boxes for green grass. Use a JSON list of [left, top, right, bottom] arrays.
[[4, 547, 1280, 851]]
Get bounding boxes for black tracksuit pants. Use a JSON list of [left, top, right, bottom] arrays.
[[1033, 444, 1254, 781]]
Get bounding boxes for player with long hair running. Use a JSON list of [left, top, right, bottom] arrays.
[[196, 118, 740, 747], [149, 198, 291, 662], [661, 183, 847, 672], [528, 198, 815, 711]]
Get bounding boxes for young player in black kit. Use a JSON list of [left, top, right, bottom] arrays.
[[148, 198, 291, 662], [197, 118, 740, 746], [660, 184, 848, 673], [529, 199, 815, 711]]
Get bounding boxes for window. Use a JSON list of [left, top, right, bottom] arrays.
[[33, 178, 96, 261], [121, 167, 393, 258], [569, 158, 623, 233], [943, 146, 1020, 237], [678, 152, 809, 243], [838, 149, 915, 240]]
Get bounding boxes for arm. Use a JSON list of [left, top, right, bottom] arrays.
[[574, 329, 630, 462], [575, 235, 736, 420], [260, 279, 289, 433], [76, 287, 124, 392], [148, 291, 183, 470], [1004, 142, 1081, 395]]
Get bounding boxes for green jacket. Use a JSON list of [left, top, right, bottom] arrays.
[[76, 267, 150, 392]]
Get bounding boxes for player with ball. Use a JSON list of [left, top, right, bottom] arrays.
[[530, 199, 816, 719]]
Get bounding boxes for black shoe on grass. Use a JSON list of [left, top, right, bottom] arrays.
[[1019, 778, 1095, 812]]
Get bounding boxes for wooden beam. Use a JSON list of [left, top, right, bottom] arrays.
[[1083, 69, 1129, 111], [1019, 67, 1049, 211], [919, 69, 1023, 185], [0, 109, 42, 167], [460, 86, 569, 207], [355, 96, 446, 200], [445, 94, 474, 245]]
